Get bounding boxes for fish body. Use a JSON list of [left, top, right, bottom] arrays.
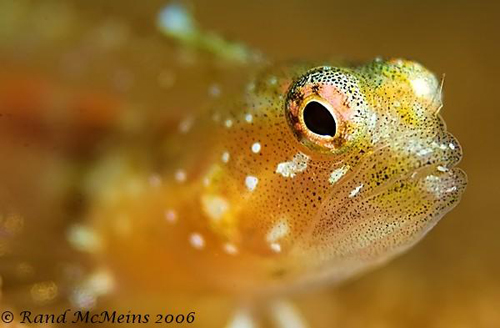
[[83, 59, 466, 300]]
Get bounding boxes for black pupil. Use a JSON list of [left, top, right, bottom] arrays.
[[303, 101, 337, 137]]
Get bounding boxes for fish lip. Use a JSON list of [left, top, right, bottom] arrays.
[[346, 130, 466, 201], [386, 131, 467, 205], [412, 131, 464, 175]]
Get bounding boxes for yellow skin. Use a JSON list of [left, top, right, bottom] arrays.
[[0, 1, 467, 326], [85, 59, 466, 300]]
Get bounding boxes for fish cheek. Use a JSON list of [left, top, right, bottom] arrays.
[[299, 165, 465, 279], [289, 134, 465, 274]]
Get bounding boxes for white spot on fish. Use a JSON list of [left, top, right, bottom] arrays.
[[270, 300, 309, 328], [67, 225, 102, 253], [437, 165, 448, 172], [245, 176, 258, 191], [148, 174, 162, 187], [225, 119, 233, 128], [424, 175, 444, 196], [251, 142, 261, 153], [223, 243, 238, 255], [417, 148, 433, 157], [70, 288, 96, 310], [245, 114, 253, 123], [329, 165, 350, 185], [164, 209, 177, 224], [85, 269, 115, 297], [266, 219, 290, 243], [189, 233, 205, 250], [222, 151, 230, 163], [426, 175, 440, 182], [275, 153, 310, 178], [209, 83, 221, 97], [178, 116, 194, 133], [175, 169, 186, 182], [246, 82, 256, 92], [226, 308, 256, 328], [349, 184, 364, 197], [449, 143, 456, 150], [201, 194, 230, 221], [270, 243, 282, 253], [411, 77, 433, 98], [70, 269, 115, 310], [268, 76, 278, 85]]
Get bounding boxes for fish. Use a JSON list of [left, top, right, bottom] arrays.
[[0, 1, 466, 327], [82, 58, 466, 294]]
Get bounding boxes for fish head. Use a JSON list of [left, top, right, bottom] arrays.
[[208, 59, 467, 287]]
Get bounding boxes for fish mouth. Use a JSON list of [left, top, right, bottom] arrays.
[[307, 129, 467, 255], [287, 127, 467, 287], [363, 129, 466, 200], [400, 129, 466, 199]]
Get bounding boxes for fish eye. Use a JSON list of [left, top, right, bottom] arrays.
[[285, 94, 342, 152], [285, 67, 350, 151], [302, 100, 337, 137]]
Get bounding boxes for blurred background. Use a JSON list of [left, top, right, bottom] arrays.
[[0, 0, 499, 327]]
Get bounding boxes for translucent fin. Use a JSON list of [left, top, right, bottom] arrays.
[[226, 307, 259, 328], [157, 2, 264, 65], [269, 300, 309, 328]]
